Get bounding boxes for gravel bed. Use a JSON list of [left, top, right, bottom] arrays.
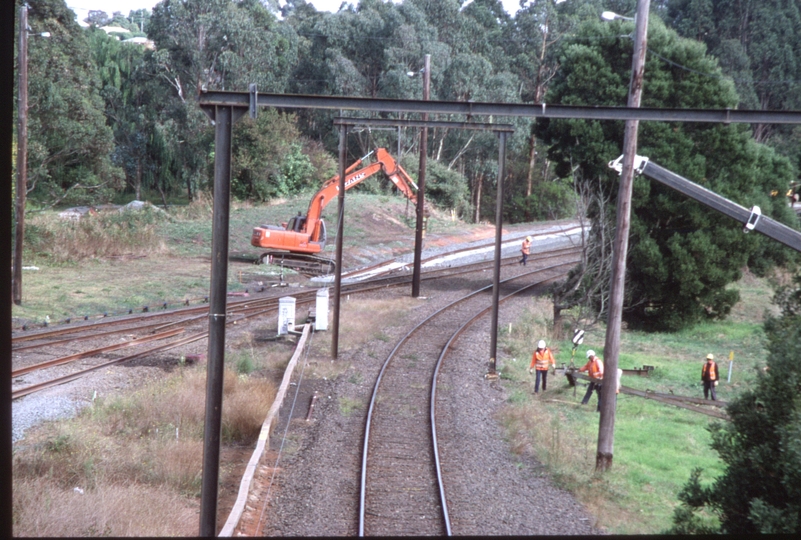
[[260, 268, 600, 536]]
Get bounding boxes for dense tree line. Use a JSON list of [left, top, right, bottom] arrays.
[[14, 0, 801, 331]]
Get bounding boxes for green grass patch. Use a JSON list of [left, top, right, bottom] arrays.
[[498, 279, 771, 534], [338, 396, 362, 417]]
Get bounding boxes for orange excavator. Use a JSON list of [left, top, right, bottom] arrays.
[[251, 148, 418, 275]]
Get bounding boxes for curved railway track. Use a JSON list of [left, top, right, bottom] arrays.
[[12, 247, 582, 401], [358, 259, 578, 536]]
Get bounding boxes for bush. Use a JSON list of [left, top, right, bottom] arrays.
[[667, 272, 801, 534], [25, 206, 170, 263], [508, 178, 576, 222], [401, 157, 472, 218]]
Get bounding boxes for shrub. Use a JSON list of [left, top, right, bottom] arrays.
[[25, 206, 170, 263], [667, 272, 801, 534]]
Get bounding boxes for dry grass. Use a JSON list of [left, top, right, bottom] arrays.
[[498, 400, 627, 530], [13, 477, 198, 537], [337, 294, 419, 349], [171, 190, 215, 221], [13, 364, 276, 536], [26, 207, 171, 263]]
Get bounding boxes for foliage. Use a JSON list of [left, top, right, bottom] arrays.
[[401, 156, 472, 217], [22, 0, 124, 206], [19, 0, 801, 233], [668, 271, 801, 534], [537, 16, 800, 331], [231, 111, 317, 201], [508, 177, 575, 222], [663, 0, 801, 190]]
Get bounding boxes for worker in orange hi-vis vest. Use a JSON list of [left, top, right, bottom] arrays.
[[529, 339, 556, 394], [701, 353, 719, 400], [579, 350, 604, 411], [520, 236, 531, 266]]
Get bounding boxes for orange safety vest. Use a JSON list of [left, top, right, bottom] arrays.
[[531, 348, 555, 371], [580, 356, 604, 380], [702, 361, 718, 382]]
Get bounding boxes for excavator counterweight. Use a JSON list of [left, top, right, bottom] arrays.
[[250, 148, 417, 275]]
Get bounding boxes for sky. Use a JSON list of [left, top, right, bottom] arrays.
[[67, 0, 529, 25]]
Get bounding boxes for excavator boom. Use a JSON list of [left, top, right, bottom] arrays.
[[250, 148, 418, 274]]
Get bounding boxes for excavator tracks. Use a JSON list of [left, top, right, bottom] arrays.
[[260, 251, 336, 277]]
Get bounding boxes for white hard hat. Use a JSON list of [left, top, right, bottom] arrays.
[[586, 350, 595, 358], [538, 340, 546, 349], [526, 236, 532, 241]]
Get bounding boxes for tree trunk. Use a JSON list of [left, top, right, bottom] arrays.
[[526, 131, 536, 197], [185, 167, 193, 202], [596, 452, 613, 471], [553, 304, 564, 340], [135, 158, 142, 200], [474, 172, 483, 223]]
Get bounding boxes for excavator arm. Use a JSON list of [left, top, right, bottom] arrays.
[[250, 148, 418, 273]]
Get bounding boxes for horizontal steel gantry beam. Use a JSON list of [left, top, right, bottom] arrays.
[[333, 117, 515, 132], [198, 90, 801, 125]]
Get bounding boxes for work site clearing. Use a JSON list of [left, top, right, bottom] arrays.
[[11, 193, 777, 535]]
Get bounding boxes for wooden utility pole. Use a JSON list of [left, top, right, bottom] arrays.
[[597, 0, 650, 472], [13, 4, 28, 305], [412, 54, 430, 298]]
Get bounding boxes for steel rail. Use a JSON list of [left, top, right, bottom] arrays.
[[12, 316, 201, 352], [620, 385, 729, 420], [359, 258, 579, 535], [12, 331, 208, 399], [11, 309, 276, 400], [570, 372, 729, 419], [429, 265, 572, 536], [11, 301, 216, 342], [13, 247, 582, 399], [12, 328, 185, 377]]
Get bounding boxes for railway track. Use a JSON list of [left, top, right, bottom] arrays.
[[12, 247, 581, 401], [358, 259, 578, 536]]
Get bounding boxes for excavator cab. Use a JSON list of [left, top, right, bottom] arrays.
[[287, 214, 306, 233]]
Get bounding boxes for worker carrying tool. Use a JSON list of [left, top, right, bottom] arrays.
[[579, 350, 604, 411], [529, 339, 556, 394], [701, 353, 719, 401], [520, 236, 532, 266]]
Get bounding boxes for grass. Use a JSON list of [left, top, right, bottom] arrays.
[[496, 283, 775, 534], [338, 396, 363, 417], [13, 361, 276, 536], [12, 192, 433, 327]]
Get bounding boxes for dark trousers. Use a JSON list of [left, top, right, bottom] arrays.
[[703, 380, 717, 400], [520, 253, 528, 265], [534, 369, 548, 393], [582, 381, 602, 411]]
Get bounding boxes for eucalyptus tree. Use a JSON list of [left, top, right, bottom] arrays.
[[145, 0, 300, 199], [88, 28, 153, 200], [21, 0, 123, 207], [538, 16, 798, 331], [664, 0, 801, 147]]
